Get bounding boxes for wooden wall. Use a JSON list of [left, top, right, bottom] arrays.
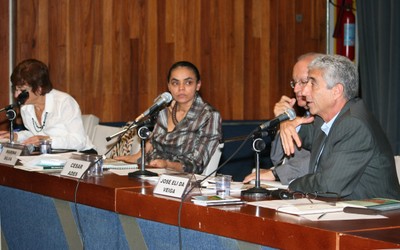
[[0, 0, 10, 129], [0, 0, 326, 129]]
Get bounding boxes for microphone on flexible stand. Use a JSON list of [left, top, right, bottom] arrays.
[[106, 92, 172, 141], [105, 117, 155, 142], [241, 109, 297, 199], [135, 92, 173, 122], [0, 104, 14, 113], [1, 91, 30, 144], [258, 108, 297, 130], [0, 90, 29, 113]]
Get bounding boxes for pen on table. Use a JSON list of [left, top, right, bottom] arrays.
[[42, 166, 64, 170], [317, 213, 327, 220]]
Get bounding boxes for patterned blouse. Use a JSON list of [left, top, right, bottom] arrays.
[[109, 123, 139, 157], [147, 94, 222, 174]]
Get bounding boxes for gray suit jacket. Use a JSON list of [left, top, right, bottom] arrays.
[[270, 132, 310, 185], [289, 98, 400, 199]]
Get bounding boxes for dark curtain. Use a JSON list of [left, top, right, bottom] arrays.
[[357, 0, 400, 154]]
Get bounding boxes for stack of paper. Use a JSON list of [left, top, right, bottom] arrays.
[[191, 195, 244, 206], [103, 159, 138, 170], [249, 198, 342, 215], [338, 198, 400, 212], [248, 198, 388, 221], [16, 152, 74, 171]]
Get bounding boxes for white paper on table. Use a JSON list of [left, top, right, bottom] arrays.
[[248, 199, 388, 221], [248, 198, 341, 214], [16, 152, 76, 171], [301, 211, 387, 221]]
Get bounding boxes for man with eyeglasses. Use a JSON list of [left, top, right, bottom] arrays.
[[244, 53, 319, 184], [280, 55, 400, 199]]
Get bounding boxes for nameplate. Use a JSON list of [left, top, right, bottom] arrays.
[[0, 146, 22, 166], [153, 174, 190, 198], [60, 159, 91, 179]]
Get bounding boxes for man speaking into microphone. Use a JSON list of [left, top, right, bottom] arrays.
[[244, 53, 320, 184], [114, 61, 222, 174], [281, 55, 400, 199]]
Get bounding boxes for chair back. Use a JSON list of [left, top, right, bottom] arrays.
[[202, 143, 224, 176], [395, 156, 400, 184], [81, 114, 100, 141], [92, 125, 121, 157]]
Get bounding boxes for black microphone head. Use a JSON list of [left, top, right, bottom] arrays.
[[17, 90, 29, 105]]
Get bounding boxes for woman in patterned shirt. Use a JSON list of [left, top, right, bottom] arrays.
[[114, 61, 222, 174]]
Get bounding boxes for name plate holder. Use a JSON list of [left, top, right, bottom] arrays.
[[61, 158, 92, 179], [153, 174, 190, 198], [0, 143, 24, 166]]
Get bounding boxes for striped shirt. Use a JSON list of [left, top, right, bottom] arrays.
[[147, 94, 222, 174]]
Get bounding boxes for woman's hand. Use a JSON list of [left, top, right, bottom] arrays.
[[0, 131, 18, 141], [22, 135, 50, 147], [114, 155, 139, 164]]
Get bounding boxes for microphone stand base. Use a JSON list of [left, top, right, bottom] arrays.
[[241, 187, 270, 199], [128, 170, 158, 178]]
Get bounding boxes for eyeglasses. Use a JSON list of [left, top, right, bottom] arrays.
[[273, 190, 340, 201], [290, 77, 310, 88]]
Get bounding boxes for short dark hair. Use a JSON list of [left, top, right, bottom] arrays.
[[167, 61, 201, 82], [11, 59, 53, 95]]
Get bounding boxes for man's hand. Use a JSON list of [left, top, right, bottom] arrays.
[[149, 159, 184, 172], [280, 116, 314, 155], [243, 169, 276, 183], [148, 159, 168, 168], [273, 95, 296, 116]]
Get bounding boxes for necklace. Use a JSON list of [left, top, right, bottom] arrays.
[[32, 112, 48, 132], [172, 104, 179, 125]]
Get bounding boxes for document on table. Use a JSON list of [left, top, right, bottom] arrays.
[[103, 159, 138, 170], [301, 211, 387, 221], [16, 152, 75, 171], [248, 199, 387, 221]]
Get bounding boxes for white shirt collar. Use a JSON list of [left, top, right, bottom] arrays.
[[321, 112, 340, 135]]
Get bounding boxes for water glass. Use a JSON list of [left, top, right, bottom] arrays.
[[39, 139, 52, 154], [215, 174, 232, 197]]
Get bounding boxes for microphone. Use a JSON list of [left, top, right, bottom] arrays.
[[259, 109, 296, 130], [105, 117, 155, 142], [0, 90, 30, 113], [0, 104, 14, 113], [135, 92, 173, 122], [17, 90, 29, 105]]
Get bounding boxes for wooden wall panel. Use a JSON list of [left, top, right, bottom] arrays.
[[0, 0, 326, 127], [0, 0, 10, 130]]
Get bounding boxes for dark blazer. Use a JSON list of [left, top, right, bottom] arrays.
[[270, 132, 311, 185], [289, 98, 400, 199]]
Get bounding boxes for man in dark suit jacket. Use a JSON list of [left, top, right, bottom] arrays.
[[243, 53, 319, 185], [283, 55, 400, 199]]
